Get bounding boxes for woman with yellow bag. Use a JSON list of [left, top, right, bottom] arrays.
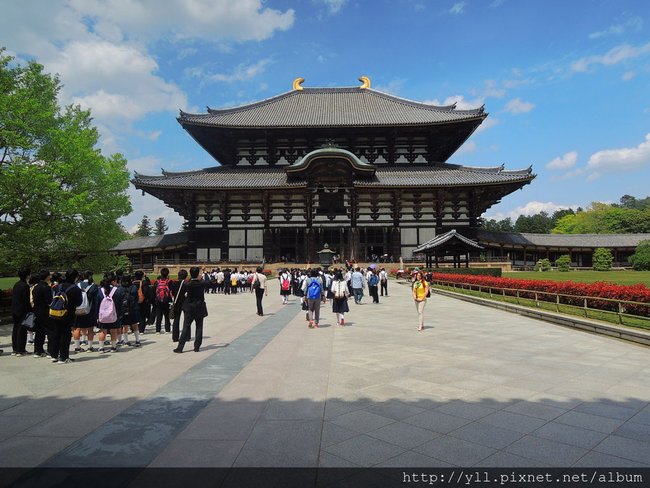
[[412, 271, 429, 332]]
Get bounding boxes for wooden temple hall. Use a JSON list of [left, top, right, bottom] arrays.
[[131, 77, 535, 263]]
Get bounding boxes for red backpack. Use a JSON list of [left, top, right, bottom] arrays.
[[155, 278, 172, 303]]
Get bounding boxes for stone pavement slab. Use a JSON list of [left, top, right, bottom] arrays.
[[1, 277, 650, 470]]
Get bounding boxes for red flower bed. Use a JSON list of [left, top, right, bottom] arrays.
[[432, 273, 650, 317]]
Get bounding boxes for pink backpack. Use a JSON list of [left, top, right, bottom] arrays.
[[98, 287, 118, 324]]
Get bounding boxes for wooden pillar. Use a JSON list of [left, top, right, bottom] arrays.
[[466, 252, 469, 268], [295, 229, 301, 262]]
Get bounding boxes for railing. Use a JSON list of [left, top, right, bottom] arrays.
[[431, 279, 650, 329]]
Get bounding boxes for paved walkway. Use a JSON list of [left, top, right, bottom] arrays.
[[1, 279, 650, 469]]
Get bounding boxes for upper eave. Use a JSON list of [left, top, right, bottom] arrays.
[[132, 163, 535, 191], [177, 87, 486, 129]]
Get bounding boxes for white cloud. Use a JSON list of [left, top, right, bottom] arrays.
[[585, 133, 650, 179], [315, 0, 347, 14], [490, 0, 506, 7], [0, 0, 294, 137], [486, 201, 579, 221], [456, 141, 477, 154], [191, 59, 272, 84], [66, 0, 295, 43], [571, 42, 650, 72], [476, 117, 499, 133], [449, 2, 466, 15], [504, 97, 535, 114], [589, 16, 643, 39], [375, 78, 407, 95], [481, 79, 506, 99], [546, 151, 578, 170], [425, 95, 484, 110], [622, 71, 636, 81]]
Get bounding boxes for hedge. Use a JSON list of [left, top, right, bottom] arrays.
[[431, 272, 650, 317], [425, 268, 502, 277]]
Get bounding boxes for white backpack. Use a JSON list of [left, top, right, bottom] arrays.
[[98, 287, 118, 324], [75, 283, 92, 316]]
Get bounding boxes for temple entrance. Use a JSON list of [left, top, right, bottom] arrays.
[[366, 246, 384, 262]]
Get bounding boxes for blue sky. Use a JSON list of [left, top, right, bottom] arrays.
[[2, 0, 649, 233]]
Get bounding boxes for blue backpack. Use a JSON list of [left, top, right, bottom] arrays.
[[369, 274, 379, 286], [307, 279, 321, 300]]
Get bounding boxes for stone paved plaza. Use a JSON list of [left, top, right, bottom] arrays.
[[1, 279, 650, 469]]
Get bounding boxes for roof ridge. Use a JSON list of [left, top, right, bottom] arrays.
[[180, 86, 486, 118]]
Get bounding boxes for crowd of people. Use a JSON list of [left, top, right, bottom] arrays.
[[268, 265, 390, 328], [7, 266, 210, 362], [5, 263, 431, 359]]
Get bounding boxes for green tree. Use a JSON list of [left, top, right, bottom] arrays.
[[135, 215, 152, 237], [514, 212, 554, 233], [629, 240, 650, 271], [534, 258, 551, 271], [153, 216, 168, 236], [555, 254, 571, 271], [552, 199, 650, 234], [592, 247, 613, 271], [0, 50, 131, 271]]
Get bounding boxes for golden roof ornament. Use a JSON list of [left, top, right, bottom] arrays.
[[359, 76, 371, 89], [292, 77, 305, 91]]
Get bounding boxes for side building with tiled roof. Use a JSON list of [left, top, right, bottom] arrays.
[[476, 230, 650, 268], [126, 78, 535, 264]]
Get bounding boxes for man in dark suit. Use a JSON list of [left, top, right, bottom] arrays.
[[11, 267, 31, 356]]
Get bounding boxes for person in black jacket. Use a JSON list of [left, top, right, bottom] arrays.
[[32, 269, 53, 358], [11, 267, 31, 356], [133, 271, 150, 334], [173, 267, 207, 353], [171, 269, 188, 343], [48, 269, 83, 364]]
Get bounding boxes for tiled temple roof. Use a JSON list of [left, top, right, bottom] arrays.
[[178, 87, 486, 128], [414, 229, 484, 253], [110, 232, 192, 252], [132, 163, 534, 190], [476, 230, 650, 249]]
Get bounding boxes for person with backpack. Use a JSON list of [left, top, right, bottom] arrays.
[[302, 269, 323, 328], [118, 275, 140, 346], [73, 270, 99, 352], [31, 269, 53, 358], [367, 268, 380, 304], [173, 267, 208, 353], [133, 271, 150, 334], [10, 267, 31, 356], [48, 269, 83, 363], [251, 266, 268, 316], [331, 270, 350, 326], [171, 269, 188, 342], [96, 272, 123, 353], [154, 267, 173, 334], [278, 268, 291, 305]]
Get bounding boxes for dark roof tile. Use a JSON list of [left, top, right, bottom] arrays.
[[179, 87, 486, 128], [132, 163, 534, 190]]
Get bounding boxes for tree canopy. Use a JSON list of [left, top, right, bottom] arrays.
[[154, 216, 168, 236], [482, 196, 650, 235], [134, 215, 152, 237], [0, 50, 131, 272]]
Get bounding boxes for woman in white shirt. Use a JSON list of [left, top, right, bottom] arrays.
[[331, 270, 350, 326]]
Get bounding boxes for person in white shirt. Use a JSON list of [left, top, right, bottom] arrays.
[[252, 267, 268, 316], [279, 269, 292, 304], [379, 267, 388, 296], [331, 270, 350, 326]]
